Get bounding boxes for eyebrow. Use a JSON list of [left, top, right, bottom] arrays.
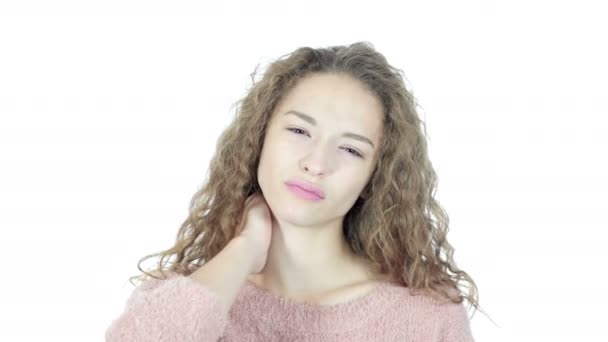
[[284, 110, 375, 149]]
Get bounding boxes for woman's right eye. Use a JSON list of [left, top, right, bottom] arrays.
[[287, 128, 308, 135]]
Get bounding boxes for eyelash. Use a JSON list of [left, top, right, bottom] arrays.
[[286, 128, 364, 158]]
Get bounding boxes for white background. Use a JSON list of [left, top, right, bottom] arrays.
[[1, 1, 606, 341]]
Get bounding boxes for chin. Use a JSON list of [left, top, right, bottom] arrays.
[[273, 200, 327, 226]]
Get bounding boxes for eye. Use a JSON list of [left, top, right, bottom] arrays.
[[287, 127, 309, 136], [287, 127, 364, 158], [342, 147, 363, 158]]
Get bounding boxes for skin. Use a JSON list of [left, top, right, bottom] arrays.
[[250, 72, 389, 304]]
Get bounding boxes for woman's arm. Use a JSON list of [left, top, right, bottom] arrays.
[[187, 236, 258, 315], [105, 237, 256, 342]]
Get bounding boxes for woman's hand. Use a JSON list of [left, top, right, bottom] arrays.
[[234, 192, 273, 274]]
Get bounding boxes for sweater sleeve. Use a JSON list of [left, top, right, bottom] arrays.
[[105, 272, 229, 342], [437, 300, 475, 342]]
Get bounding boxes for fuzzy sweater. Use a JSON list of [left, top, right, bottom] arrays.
[[105, 272, 474, 341]]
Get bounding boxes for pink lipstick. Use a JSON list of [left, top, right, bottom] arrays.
[[285, 180, 325, 201]]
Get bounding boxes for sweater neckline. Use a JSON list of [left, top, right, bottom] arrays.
[[239, 278, 402, 334]]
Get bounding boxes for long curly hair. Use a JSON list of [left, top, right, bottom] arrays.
[[130, 41, 488, 320]]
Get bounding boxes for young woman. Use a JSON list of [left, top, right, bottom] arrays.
[[105, 41, 485, 341]]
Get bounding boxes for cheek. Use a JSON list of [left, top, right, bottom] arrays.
[[258, 144, 287, 184], [258, 143, 275, 183], [347, 178, 367, 197]]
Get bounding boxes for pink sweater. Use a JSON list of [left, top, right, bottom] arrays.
[[105, 272, 474, 341]]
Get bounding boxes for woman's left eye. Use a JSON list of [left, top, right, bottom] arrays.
[[343, 147, 363, 158], [286, 128, 363, 158]]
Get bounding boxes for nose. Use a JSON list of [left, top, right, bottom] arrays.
[[299, 144, 333, 176]]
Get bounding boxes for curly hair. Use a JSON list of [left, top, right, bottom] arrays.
[[130, 41, 488, 320]]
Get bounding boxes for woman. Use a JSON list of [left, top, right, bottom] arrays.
[[105, 41, 485, 341]]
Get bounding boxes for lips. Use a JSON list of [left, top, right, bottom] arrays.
[[285, 180, 325, 199]]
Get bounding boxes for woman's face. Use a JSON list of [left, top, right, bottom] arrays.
[[257, 72, 384, 227]]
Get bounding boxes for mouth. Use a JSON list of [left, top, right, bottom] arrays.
[[285, 180, 325, 198], [286, 184, 324, 201]]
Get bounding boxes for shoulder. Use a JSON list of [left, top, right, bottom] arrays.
[[378, 282, 468, 321], [434, 300, 475, 341], [377, 285, 474, 340]]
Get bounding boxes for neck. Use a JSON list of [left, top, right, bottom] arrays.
[[250, 215, 379, 297]]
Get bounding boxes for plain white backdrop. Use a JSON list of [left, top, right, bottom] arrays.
[[1, 1, 606, 341]]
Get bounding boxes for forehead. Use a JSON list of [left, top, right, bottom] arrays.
[[272, 73, 384, 138]]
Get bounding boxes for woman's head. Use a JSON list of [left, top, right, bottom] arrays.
[[257, 72, 383, 229], [134, 41, 483, 317]]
